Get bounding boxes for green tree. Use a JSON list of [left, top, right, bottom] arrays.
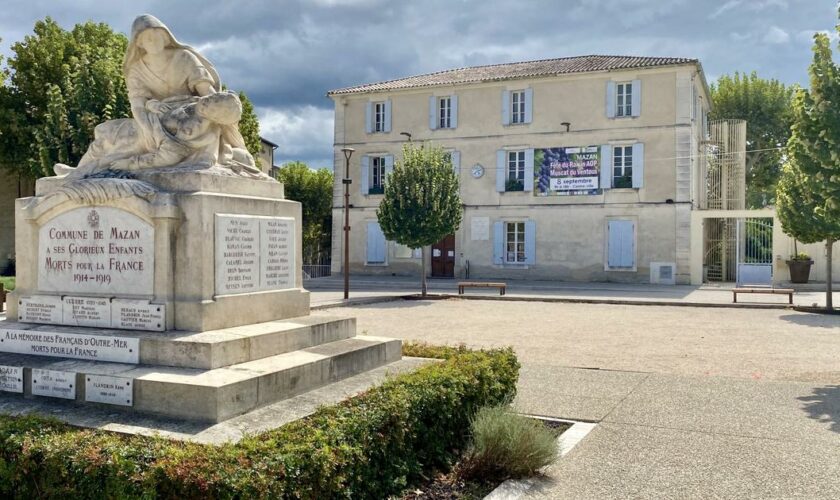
[[275, 161, 333, 265], [377, 143, 462, 296], [777, 30, 840, 310], [237, 91, 262, 165], [710, 71, 794, 208]]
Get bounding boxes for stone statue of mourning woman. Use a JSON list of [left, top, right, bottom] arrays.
[[54, 14, 265, 180]]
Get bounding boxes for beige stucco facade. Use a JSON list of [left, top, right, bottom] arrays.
[[330, 61, 711, 284]]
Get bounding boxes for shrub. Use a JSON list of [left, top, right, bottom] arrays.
[[402, 341, 471, 359], [460, 406, 559, 481], [0, 347, 519, 499]]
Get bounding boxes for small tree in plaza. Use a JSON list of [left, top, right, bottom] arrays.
[[776, 28, 840, 310], [377, 143, 462, 296]]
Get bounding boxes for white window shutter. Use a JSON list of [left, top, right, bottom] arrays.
[[524, 88, 533, 124], [608, 220, 635, 268], [632, 142, 644, 188], [450, 151, 460, 175], [600, 145, 612, 190], [493, 221, 505, 264], [606, 81, 616, 118], [496, 150, 506, 192], [608, 221, 622, 268], [360, 156, 370, 195], [524, 220, 536, 265], [450, 95, 458, 128], [523, 148, 534, 191], [429, 96, 437, 130], [385, 154, 394, 182], [367, 222, 386, 264], [631, 79, 641, 117], [383, 99, 392, 132], [501, 90, 510, 125], [365, 102, 373, 133]]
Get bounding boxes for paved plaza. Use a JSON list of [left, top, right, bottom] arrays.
[[313, 299, 840, 499]]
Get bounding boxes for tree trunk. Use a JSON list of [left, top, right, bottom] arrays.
[[827, 239, 834, 311], [421, 246, 427, 297]]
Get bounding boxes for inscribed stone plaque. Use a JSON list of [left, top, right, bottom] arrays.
[[18, 295, 63, 324], [0, 366, 23, 393], [38, 206, 154, 295], [111, 299, 165, 331], [260, 217, 294, 290], [215, 215, 260, 294], [471, 217, 490, 241], [62, 296, 111, 328], [31, 369, 76, 399], [0, 329, 139, 363], [85, 374, 133, 406]]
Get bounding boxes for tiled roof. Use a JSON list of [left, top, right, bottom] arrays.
[[328, 55, 698, 95]]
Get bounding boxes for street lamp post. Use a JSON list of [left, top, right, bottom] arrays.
[[341, 147, 355, 300]]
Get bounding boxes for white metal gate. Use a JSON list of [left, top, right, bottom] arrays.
[[735, 218, 773, 287]]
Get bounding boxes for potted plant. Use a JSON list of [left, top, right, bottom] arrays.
[[786, 246, 814, 284]]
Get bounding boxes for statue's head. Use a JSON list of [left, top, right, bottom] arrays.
[[196, 92, 242, 126]]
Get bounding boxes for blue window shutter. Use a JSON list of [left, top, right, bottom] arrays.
[[385, 154, 394, 182], [493, 221, 505, 264], [523, 148, 535, 191], [606, 81, 616, 118], [383, 99, 392, 132], [365, 102, 373, 133], [608, 220, 635, 268], [600, 145, 611, 190], [631, 79, 641, 117], [450, 95, 458, 128], [450, 151, 460, 175], [501, 90, 510, 125], [607, 221, 622, 268], [632, 142, 644, 188], [524, 220, 536, 265], [360, 156, 370, 195], [367, 222, 386, 263], [429, 96, 437, 130], [496, 150, 506, 192], [524, 88, 533, 124]]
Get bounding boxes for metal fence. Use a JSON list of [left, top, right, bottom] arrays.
[[302, 264, 332, 280]]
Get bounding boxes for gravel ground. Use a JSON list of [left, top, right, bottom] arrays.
[[313, 298, 840, 383]]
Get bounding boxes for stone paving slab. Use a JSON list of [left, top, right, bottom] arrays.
[[525, 422, 840, 499]]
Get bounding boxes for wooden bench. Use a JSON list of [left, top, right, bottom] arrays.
[[458, 281, 506, 296], [732, 287, 794, 304]]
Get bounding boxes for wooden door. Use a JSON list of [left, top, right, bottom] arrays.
[[431, 234, 455, 277]]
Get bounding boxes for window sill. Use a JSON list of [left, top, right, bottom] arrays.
[[497, 263, 530, 269], [606, 266, 637, 272], [605, 188, 638, 193], [365, 262, 388, 267]]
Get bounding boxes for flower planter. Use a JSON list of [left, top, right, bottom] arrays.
[[786, 259, 813, 284]]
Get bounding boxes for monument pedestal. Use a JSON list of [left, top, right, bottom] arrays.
[[0, 168, 401, 423]]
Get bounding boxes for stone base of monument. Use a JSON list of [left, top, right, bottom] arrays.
[[0, 315, 399, 423]]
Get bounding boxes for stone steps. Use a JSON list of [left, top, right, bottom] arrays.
[[0, 335, 401, 422]]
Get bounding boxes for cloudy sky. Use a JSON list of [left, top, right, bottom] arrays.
[[1, 0, 837, 168]]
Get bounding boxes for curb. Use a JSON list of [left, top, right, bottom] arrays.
[[310, 295, 404, 310], [434, 293, 796, 310], [484, 419, 598, 500]]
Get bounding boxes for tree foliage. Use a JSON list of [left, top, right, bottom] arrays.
[[237, 90, 262, 166], [275, 161, 333, 263], [710, 71, 794, 208], [777, 28, 840, 309], [377, 143, 462, 294]]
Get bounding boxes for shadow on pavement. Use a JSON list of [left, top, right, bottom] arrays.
[[798, 385, 840, 434], [778, 314, 840, 329]]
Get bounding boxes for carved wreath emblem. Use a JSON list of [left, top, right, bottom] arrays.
[[87, 209, 100, 229]]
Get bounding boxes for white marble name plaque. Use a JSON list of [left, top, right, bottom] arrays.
[[111, 299, 165, 332], [471, 217, 490, 241], [0, 329, 139, 364], [215, 215, 295, 295], [62, 296, 111, 328], [85, 374, 133, 406], [38, 206, 154, 296], [0, 366, 23, 393], [19, 295, 63, 324], [31, 369, 76, 400]]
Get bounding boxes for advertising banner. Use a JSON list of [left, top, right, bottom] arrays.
[[534, 146, 601, 196]]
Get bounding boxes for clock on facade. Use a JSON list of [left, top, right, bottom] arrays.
[[471, 164, 485, 178]]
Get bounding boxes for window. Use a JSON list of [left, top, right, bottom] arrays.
[[511, 90, 526, 124], [438, 97, 451, 129], [616, 83, 632, 117], [370, 156, 386, 194], [373, 102, 386, 132], [506, 222, 526, 264], [607, 219, 635, 270], [506, 151, 525, 191], [612, 146, 633, 188]]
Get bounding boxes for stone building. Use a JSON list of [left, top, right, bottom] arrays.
[[0, 171, 35, 274], [328, 55, 712, 284]]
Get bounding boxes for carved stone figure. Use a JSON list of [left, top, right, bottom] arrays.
[[54, 14, 263, 179]]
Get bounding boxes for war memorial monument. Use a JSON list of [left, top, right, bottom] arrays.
[[0, 15, 400, 424]]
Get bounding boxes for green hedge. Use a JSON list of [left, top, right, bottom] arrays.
[[0, 347, 519, 499]]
